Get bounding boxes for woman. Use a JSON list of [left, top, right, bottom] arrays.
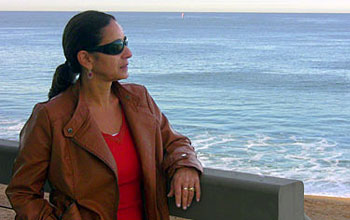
[[6, 10, 203, 220]]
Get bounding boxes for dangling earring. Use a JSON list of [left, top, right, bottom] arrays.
[[87, 70, 93, 79]]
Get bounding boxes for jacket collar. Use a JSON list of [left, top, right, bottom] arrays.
[[63, 80, 140, 137]]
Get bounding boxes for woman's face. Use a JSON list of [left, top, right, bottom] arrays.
[[90, 20, 132, 81]]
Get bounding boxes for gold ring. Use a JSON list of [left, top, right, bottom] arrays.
[[183, 187, 188, 190], [189, 187, 195, 192]]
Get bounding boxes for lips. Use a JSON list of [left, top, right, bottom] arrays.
[[120, 63, 128, 70]]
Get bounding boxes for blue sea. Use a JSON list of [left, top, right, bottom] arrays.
[[0, 11, 349, 197]]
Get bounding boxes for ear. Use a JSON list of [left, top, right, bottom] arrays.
[[77, 50, 94, 71]]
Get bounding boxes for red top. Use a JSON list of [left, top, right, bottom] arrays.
[[102, 109, 143, 220]]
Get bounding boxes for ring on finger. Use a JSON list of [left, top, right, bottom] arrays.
[[183, 187, 188, 190], [188, 187, 195, 192]]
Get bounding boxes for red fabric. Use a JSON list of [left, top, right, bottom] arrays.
[[102, 109, 143, 220]]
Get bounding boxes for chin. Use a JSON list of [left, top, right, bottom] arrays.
[[116, 72, 129, 80]]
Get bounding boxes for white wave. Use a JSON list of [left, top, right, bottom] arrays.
[[7, 122, 25, 131], [193, 132, 350, 197], [246, 134, 272, 149], [0, 116, 24, 140], [192, 132, 237, 150]]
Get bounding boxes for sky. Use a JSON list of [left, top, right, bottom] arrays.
[[1, 0, 350, 13]]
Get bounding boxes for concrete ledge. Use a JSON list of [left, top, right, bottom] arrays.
[[0, 139, 304, 220], [0, 139, 18, 185], [169, 168, 304, 220]]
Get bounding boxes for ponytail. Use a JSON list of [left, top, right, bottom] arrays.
[[48, 62, 77, 99]]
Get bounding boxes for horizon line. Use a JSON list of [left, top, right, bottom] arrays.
[[1, 10, 350, 14]]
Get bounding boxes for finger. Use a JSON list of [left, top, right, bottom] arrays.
[[174, 180, 182, 208], [187, 185, 195, 207], [195, 179, 201, 202], [182, 185, 189, 210], [167, 180, 174, 197]]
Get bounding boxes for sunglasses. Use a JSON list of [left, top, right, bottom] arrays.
[[86, 36, 128, 55]]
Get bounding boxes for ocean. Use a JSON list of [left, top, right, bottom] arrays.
[[0, 11, 349, 197]]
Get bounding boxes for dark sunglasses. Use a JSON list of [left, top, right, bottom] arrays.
[[86, 36, 128, 55]]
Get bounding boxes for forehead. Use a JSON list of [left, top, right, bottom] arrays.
[[100, 20, 124, 44]]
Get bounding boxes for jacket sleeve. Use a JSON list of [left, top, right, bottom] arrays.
[[143, 86, 203, 178], [6, 103, 58, 220]]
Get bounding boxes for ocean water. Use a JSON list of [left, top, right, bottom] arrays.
[[0, 11, 349, 197]]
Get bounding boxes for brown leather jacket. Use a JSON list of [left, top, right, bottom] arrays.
[[6, 81, 203, 220]]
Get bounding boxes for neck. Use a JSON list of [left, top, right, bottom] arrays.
[[80, 76, 116, 109]]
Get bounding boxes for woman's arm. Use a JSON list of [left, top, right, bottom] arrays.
[[143, 86, 203, 209], [6, 104, 57, 220]]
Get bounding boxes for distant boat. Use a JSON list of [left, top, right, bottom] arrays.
[[181, 12, 185, 19]]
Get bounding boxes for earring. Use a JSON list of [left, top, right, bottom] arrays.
[[87, 70, 93, 79]]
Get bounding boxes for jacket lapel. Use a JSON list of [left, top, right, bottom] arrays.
[[63, 82, 118, 176], [115, 82, 157, 175]]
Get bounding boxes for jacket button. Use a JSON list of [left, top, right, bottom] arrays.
[[67, 128, 73, 133], [181, 153, 187, 157]]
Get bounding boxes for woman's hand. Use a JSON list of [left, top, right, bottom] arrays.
[[167, 167, 201, 210]]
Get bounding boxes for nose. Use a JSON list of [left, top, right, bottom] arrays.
[[122, 46, 132, 59]]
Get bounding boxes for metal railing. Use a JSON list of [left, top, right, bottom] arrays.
[[0, 139, 306, 220]]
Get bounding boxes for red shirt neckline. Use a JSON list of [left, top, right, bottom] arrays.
[[101, 108, 126, 143]]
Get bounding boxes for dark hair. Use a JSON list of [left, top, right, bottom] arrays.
[[48, 10, 116, 99]]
